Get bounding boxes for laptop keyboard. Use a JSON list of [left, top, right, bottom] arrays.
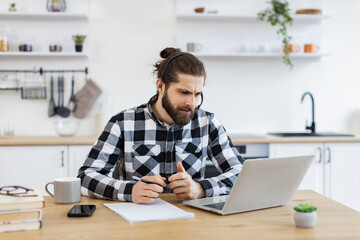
[[204, 202, 226, 210]]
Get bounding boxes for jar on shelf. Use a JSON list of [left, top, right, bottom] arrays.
[[0, 27, 10, 52], [46, 0, 67, 12]]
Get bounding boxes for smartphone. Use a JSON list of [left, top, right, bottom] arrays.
[[67, 205, 96, 217]]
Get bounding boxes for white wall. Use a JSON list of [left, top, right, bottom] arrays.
[[1, 0, 360, 136]]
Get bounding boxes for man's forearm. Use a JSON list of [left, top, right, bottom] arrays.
[[79, 169, 135, 201]]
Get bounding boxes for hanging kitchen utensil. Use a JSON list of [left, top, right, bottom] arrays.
[[67, 72, 76, 111], [48, 74, 56, 117], [56, 74, 70, 118], [55, 75, 60, 114]]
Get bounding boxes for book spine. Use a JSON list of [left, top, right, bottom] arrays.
[[0, 219, 42, 233], [0, 209, 42, 222]]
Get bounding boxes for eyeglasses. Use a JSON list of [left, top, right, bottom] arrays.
[[0, 185, 38, 197]]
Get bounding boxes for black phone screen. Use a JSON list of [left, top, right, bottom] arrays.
[[67, 205, 96, 217]]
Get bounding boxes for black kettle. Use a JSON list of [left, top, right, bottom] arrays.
[[46, 0, 66, 12]]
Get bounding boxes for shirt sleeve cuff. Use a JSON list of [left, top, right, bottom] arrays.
[[198, 178, 217, 197], [118, 182, 135, 202]]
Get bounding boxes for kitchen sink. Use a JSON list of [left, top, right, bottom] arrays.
[[268, 132, 355, 137]]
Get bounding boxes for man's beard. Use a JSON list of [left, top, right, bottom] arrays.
[[162, 90, 196, 126]]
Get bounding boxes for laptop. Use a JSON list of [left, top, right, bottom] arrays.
[[183, 155, 314, 215]]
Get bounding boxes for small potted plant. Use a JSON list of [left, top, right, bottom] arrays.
[[72, 35, 86, 52], [9, 3, 17, 12], [293, 203, 317, 228]]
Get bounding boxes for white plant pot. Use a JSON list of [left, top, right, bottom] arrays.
[[294, 211, 317, 228]]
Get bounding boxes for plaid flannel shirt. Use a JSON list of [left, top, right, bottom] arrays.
[[78, 96, 244, 202]]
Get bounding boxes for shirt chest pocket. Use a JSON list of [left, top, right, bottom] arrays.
[[175, 141, 204, 176], [132, 144, 161, 176]]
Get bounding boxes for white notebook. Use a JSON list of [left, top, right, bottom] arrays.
[[104, 199, 194, 223]]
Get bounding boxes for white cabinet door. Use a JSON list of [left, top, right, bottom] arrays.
[[0, 146, 68, 195], [269, 143, 323, 194], [325, 143, 360, 212], [68, 145, 92, 178]]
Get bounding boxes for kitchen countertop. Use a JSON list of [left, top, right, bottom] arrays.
[[0, 135, 98, 146], [1, 134, 360, 146], [231, 134, 360, 144]]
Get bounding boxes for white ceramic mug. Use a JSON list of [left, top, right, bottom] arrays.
[[187, 42, 203, 52], [258, 44, 271, 53], [45, 177, 81, 204], [239, 45, 249, 53]]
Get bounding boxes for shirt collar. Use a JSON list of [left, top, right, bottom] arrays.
[[146, 95, 171, 128]]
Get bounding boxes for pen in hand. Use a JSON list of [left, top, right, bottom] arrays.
[[132, 176, 153, 184], [132, 175, 167, 187], [131, 175, 167, 203]]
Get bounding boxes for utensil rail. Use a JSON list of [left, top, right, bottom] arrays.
[[0, 67, 88, 75]]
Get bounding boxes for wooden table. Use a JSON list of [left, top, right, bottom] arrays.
[[2, 190, 360, 240], [2, 135, 360, 146]]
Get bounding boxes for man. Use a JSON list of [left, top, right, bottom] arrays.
[[78, 48, 244, 204]]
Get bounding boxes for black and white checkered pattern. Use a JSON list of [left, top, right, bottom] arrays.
[[78, 97, 244, 202]]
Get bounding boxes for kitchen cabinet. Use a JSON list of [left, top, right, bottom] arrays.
[[324, 143, 360, 212], [269, 142, 360, 211], [176, 0, 329, 59], [0, 146, 68, 195], [68, 145, 92, 178], [0, 144, 93, 196]]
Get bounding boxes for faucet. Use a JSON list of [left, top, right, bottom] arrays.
[[301, 92, 316, 133]]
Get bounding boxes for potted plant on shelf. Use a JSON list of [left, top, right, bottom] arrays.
[[8, 3, 17, 12], [72, 35, 86, 52], [257, 0, 294, 69], [293, 203, 317, 228]]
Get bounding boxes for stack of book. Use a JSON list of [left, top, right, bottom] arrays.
[[0, 189, 45, 233]]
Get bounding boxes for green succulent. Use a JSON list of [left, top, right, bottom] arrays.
[[294, 203, 317, 212], [72, 35, 86, 45], [258, 0, 294, 69], [10, 3, 16, 8]]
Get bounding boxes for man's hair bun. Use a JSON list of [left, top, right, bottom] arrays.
[[153, 47, 206, 90], [160, 47, 181, 59]]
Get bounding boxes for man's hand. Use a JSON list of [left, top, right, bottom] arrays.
[[168, 162, 205, 200], [132, 175, 166, 204]]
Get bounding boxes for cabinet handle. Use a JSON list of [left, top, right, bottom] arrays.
[[61, 150, 64, 167], [317, 147, 322, 163], [326, 147, 331, 163]]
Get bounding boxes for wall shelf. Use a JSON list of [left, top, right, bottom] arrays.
[[0, 12, 88, 20], [0, 52, 88, 57], [177, 14, 330, 23], [176, 0, 329, 63], [192, 52, 330, 59]]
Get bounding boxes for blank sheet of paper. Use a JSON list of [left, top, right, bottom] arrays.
[[104, 199, 194, 223]]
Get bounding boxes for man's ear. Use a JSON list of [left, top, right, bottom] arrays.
[[156, 78, 165, 95]]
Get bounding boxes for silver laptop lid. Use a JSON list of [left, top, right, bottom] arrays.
[[222, 155, 314, 215]]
